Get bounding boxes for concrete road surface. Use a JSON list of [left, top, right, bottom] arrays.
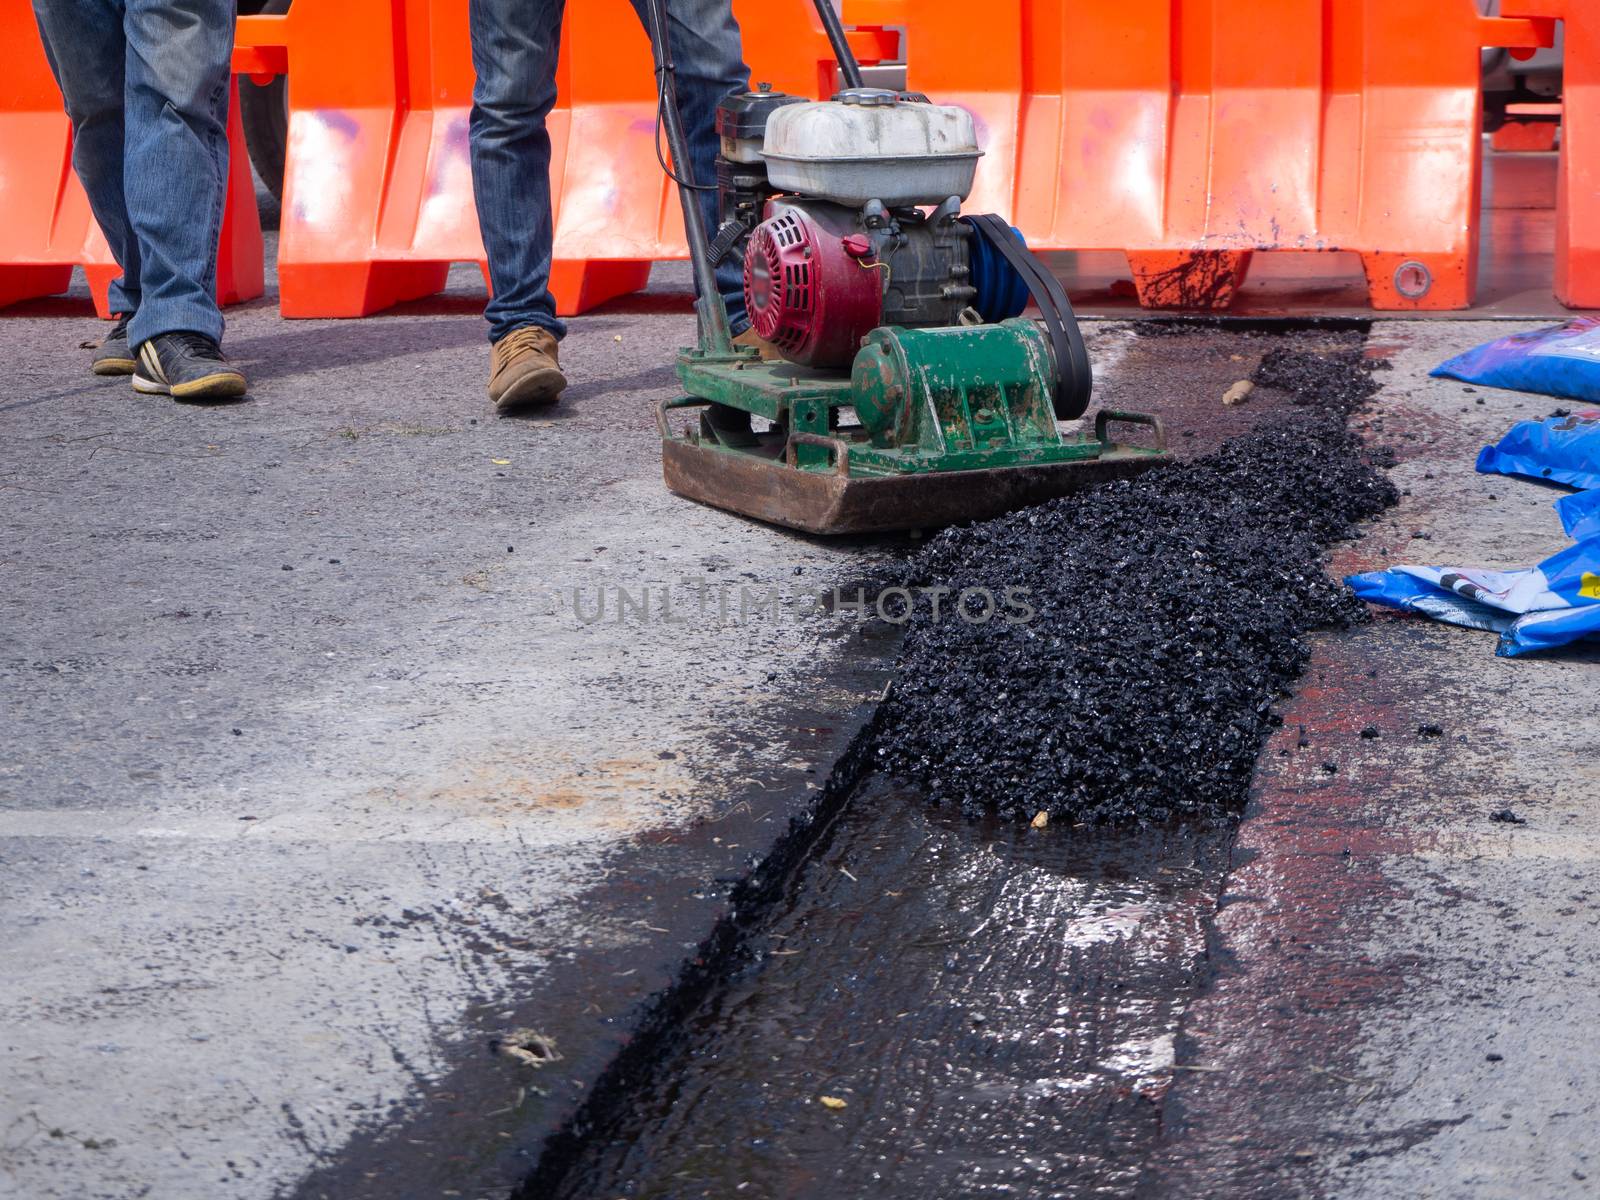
[[1, 261, 895, 1199], [3, 254, 1598, 1200], [1151, 323, 1600, 1200]]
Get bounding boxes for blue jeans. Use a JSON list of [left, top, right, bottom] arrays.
[[468, 0, 749, 344], [31, 0, 233, 348]]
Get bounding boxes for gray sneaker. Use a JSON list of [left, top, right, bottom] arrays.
[[89, 314, 136, 376], [133, 332, 247, 401]]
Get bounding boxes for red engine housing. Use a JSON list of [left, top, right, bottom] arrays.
[[743, 202, 883, 368]]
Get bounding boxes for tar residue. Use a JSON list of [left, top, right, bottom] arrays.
[[539, 777, 1233, 1200], [874, 347, 1397, 824]]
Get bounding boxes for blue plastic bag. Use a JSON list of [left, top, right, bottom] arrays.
[[1476, 409, 1600, 490], [1348, 540, 1600, 656], [1435, 317, 1600, 402], [1556, 489, 1600, 541]]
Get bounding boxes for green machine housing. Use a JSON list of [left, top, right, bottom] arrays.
[[660, 320, 1170, 535]]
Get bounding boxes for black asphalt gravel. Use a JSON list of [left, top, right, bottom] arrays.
[[1252, 343, 1385, 409], [873, 344, 1398, 823]]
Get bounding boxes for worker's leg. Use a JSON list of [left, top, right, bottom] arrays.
[[119, 0, 233, 350], [468, 0, 569, 412], [468, 0, 567, 345], [31, 0, 142, 321], [633, 0, 751, 331], [102, 0, 245, 399]]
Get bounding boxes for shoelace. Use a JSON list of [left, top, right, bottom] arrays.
[[166, 331, 225, 361], [497, 329, 549, 367]]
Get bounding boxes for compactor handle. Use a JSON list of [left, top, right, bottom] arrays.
[[1094, 410, 1168, 452]]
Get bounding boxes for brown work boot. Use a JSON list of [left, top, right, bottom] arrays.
[[733, 326, 785, 362], [488, 325, 567, 413]]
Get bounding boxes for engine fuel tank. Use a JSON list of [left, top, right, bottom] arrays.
[[760, 89, 981, 206]]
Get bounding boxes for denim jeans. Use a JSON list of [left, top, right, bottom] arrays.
[[32, 0, 233, 348], [468, 0, 749, 344]]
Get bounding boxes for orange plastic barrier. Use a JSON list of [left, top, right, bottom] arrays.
[[846, 0, 1552, 310], [243, 0, 891, 319], [1490, 116, 1560, 152], [1504, 1, 1597, 308], [0, 4, 263, 316], [14, 1, 1568, 320]]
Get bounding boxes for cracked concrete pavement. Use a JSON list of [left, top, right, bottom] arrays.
[[0, 259, 895, 1200]]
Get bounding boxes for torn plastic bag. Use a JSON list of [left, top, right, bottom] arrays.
[[1556, 490, 1600, 541], [1347, 539, 1600, 656], [1476, 409, 1600, 490], [1434, 317, 1600, 402]]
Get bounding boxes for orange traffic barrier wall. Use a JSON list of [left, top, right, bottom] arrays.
[[0, 3, 263, 316], [846, 0, 1551, 310], [1504, 1, 1597, 307], [244, 0, 890, 319], [7, 0, 1569, 319]]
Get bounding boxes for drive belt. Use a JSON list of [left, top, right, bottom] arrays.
[[968, 213, 1093, 420]]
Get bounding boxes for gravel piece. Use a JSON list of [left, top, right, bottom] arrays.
[[873, 348, 1396, 824]]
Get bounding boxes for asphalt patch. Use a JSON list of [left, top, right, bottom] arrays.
[[519, 330, 1399, 1197], [532, 779, 1232, 1200], [873, 345, 1397, 823], [1252, 344, 1385, 409]]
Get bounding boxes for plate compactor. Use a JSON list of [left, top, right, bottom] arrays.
[[646, 0, 1169, 535]]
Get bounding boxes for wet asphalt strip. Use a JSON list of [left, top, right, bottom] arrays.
[[531, 775, 1233, 1200], [517, 325, 1400, 1199]]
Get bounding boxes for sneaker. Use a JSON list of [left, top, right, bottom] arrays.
[[488, 325, 566, 413], [133, 332, 247, 400], [89, 314, 137, 376]]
